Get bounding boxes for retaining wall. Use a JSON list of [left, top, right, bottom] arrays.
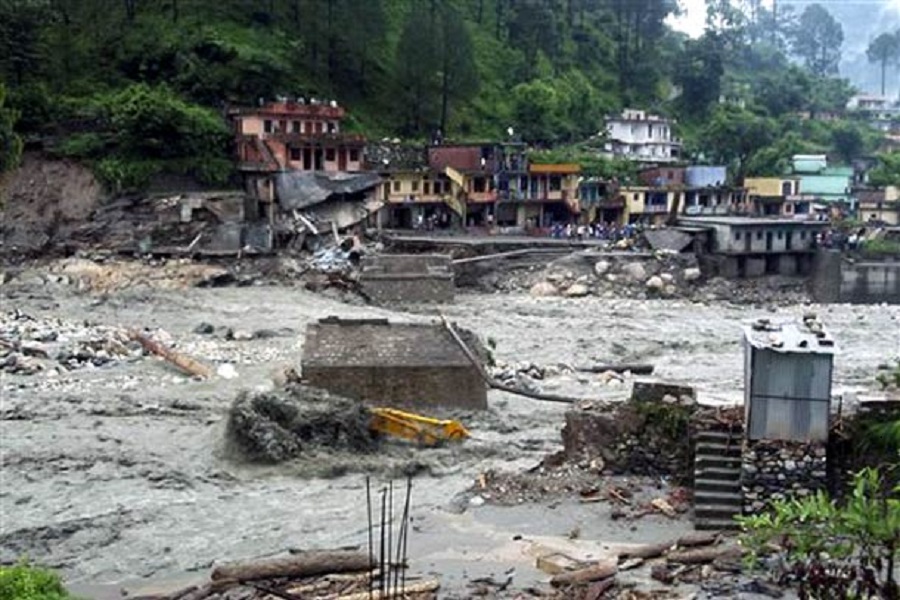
[[812, 251, 900, 304]]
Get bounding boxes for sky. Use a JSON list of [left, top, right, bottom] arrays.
[[666, 0, 900, 39]]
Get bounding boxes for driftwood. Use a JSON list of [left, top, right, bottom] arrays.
[[550, 561, 617, 587], [129, 330, 213, 379], [667, 544, 743, 565], [584, 577, 616, 600], [440, 314, 585, 405], [334, 579, 440, 599], [210, 551, 371, 582], [618, 542, 673, 560], [576, 363, 654, 376], [676, 532, 719, 548]]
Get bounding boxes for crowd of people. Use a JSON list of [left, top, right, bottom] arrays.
[[548, 221, 642, 241]]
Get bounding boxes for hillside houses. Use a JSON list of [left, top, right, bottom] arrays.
[[228, 100, 887, 235]]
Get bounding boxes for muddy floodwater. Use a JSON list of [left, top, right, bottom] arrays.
[[1, 282, 898, 593]]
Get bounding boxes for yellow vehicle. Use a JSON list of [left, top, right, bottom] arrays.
[[369, 408, 469, 447]]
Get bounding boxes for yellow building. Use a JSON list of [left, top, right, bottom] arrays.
[[496, 164, 580, 228], [859, 186, 900, 225], [743, 177, 808, 217], [620, 187, 678, 226], [381, 170, 464, 229]]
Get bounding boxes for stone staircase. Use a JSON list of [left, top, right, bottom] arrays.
[[693, 429, 743, 531]]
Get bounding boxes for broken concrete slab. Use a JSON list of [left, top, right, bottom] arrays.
[[359, 254, 455, 304]]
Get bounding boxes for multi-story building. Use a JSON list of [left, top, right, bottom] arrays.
[[743, 176, 810, 217], [857, 187, 900, 225], [229, 98, 367, 201], [620, 187, 677, 226], [602, 109, 681, 163], [494, 163, 580, 229], [379, 169, 464, 229]]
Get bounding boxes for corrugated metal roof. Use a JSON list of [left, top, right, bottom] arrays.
[[743, 317, 837, 355]]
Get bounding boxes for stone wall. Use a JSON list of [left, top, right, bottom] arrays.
[[359, 254, 455, 304], [812, 251, 900, 304], [741, 440, 828, 514]]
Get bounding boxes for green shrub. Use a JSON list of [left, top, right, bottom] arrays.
[[862, 238, 900, 258], [0, 561, 76, 600]]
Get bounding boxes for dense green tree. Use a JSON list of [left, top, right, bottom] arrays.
[[790, 3, 843, 76], [0, 0, 48, 85], [869, 152, 900, 188], [702, 105, 775, 180], [831, 122, 866, 164], [0, 83, 23, 173], [673, 34, 724, 119], [867, 32, 899, 97], [437, 4, 479, 135]]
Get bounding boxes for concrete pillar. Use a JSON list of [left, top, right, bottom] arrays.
[[745, 257, 766, 278], [777, 254, 798, 276], [720, 256, 740, 279], [811, 250, 843, 303]]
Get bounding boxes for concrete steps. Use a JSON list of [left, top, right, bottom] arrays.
[[693, 428, 743, 531]]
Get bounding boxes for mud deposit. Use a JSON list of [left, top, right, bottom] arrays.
[[1, 278, 898, 592]]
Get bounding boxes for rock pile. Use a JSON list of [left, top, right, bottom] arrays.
[[742, 440, 828, 513], [522, 251, 702, 300], [489, 361, 573, 393], [0, 310, 141, 376], [225, 384, 378, 464]]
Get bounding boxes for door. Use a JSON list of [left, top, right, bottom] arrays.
[[766, 231, 774, 251], [338, 149, 347, 171]]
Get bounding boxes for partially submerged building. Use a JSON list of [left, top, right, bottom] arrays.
[[679, 216, 827, 277], [301, 318, 487, 411]]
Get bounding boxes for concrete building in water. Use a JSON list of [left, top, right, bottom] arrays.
[[301, 317, 487, 411], [679, 216, 827, 277]]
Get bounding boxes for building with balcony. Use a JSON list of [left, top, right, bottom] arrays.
[[621, 187, 677, 226], [602, 109, 681, 163], [229, 99, 366, 200], [494, 163, 580, 229], [579, 178, 621, 225], [743, 177, 810, 217], [379, 169, 464, 229]]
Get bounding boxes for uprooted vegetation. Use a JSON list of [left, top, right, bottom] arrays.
[[225, 384, 378, 464]]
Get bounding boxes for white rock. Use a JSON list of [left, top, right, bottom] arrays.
[[546, 272, 566, 284], [661, 273, 674, 283], [563, 283, 590, 298], [530, 281, 559, 297], [664, 284, 677, 296], [645, 276, 664, 290], [622, 262, 647, 282], [683, 267, 702, 282], [594, 260, 612, 276], [469, 495, 485, 507], [605, 274, 618, 282], [217, 363, 238, 379], [232, 330, 254, 341]]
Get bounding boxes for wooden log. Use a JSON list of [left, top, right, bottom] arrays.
[[666, 545, 743, 565], [334, 579, 440, 599], [584, 577, 616, 600], [210, 551, 371, 582], [676, 532, 719, 548], [129, 330, 213, 379], [440, 314, 586, 405], [576, 363, 655, 376], [549, 561, 617, 587], [618, 542, 673, 560]]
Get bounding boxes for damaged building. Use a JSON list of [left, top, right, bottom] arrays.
[[301, 317, 487, 411]]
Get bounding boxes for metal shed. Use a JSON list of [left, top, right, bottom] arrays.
[[743, 317, 837, 442]]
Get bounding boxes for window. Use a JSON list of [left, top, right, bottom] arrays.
[[279, 120, 287, 132], [648, 124, 653, 138], [411, 180, 419, 192], [327, 122, 336, 133], [264, 119, 273, 133], [550, 176, 562, 191], [292, 121, 301, 133], [289, 148, 301, 161], [325, 148, 336, 162], [777, 231, 784, 239], [433, 181, 442, 195], [800, 231, 807, 240], [781, 181, 793, 196], [315, 122, 323, 134], [734, 232, 742, 241], [393, 180, 401, 192], [474, 178, 486, 193], [756, 231, 763, 240], [423, 181, 430, 195], [349, 149, 359, 162], [633, 193, 640, 201]]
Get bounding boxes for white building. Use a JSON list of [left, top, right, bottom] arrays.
[[602, 109, 681, 163]]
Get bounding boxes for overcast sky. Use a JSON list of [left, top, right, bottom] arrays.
[[666, 0, 900, 39]]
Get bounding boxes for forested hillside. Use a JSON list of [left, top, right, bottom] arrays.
[[0, 0, 881, 188]]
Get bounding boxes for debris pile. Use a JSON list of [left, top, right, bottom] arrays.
[[152, 550, 439, 600], [476, 249, 811, 305], [225, 384, 378, 464], [0, 310, 141, 375], [489, 361, 574, 393]]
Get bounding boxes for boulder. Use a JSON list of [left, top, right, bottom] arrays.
[[664, 284, 677, 296], [645, 276, 664, 291], [660, 273, 674, 283], [530, 281, 560, 297], [594, 260, 612, 276], [622, 262, 647, 282], [563, 283, 590, 298], [683, 267, 702, 282]]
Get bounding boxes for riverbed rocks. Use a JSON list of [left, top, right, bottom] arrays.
[[0, 309, 142, 375], [530, 281, 560, 297]]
